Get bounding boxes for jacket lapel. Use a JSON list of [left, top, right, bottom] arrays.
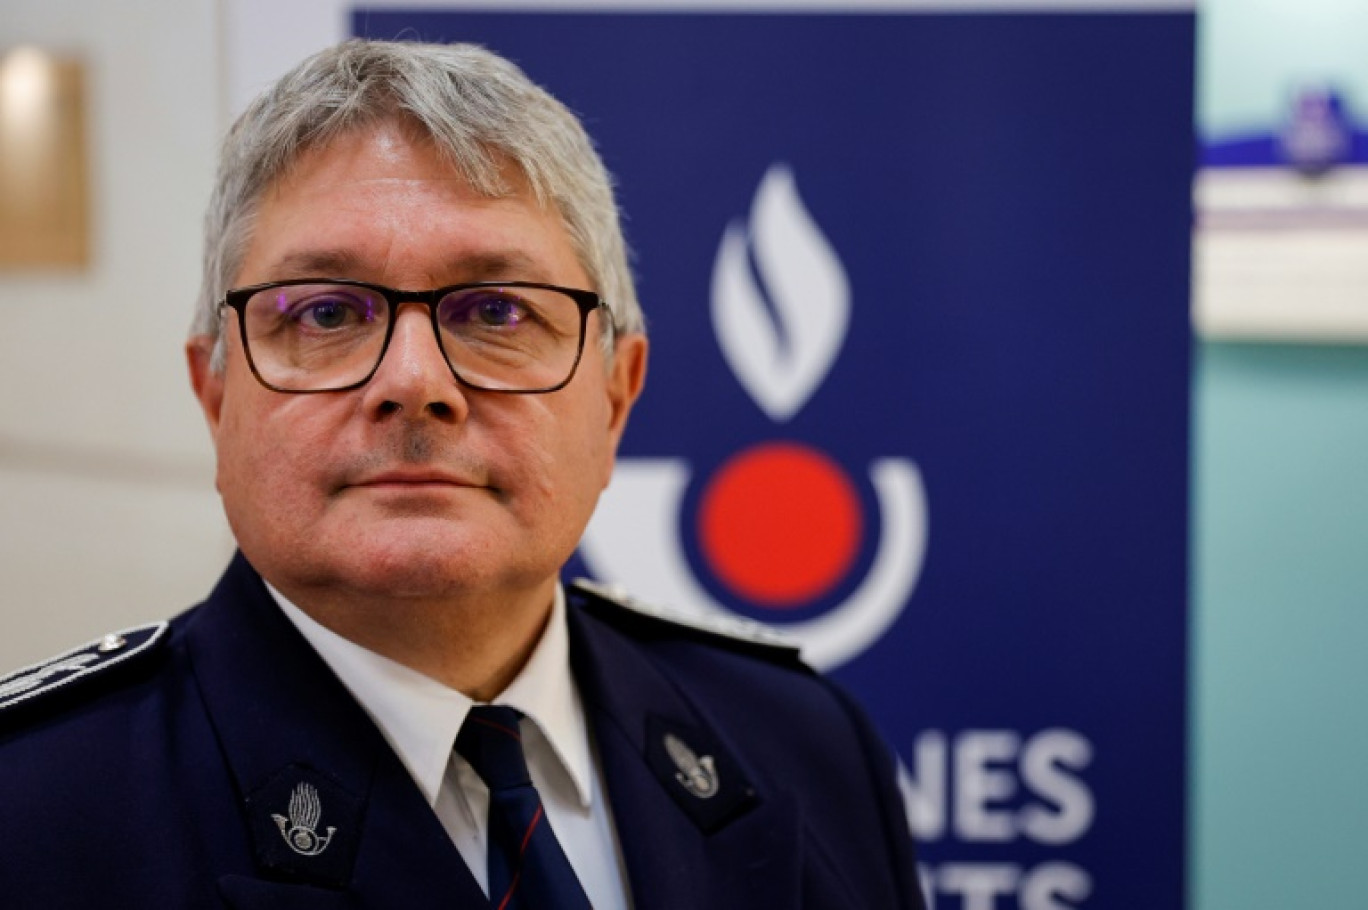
[[187, 554, 486, 909], [567, 599, 804, 910]]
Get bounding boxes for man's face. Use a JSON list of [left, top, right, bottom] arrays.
[[189, 121, 646, 609]]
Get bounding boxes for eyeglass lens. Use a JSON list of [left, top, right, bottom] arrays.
[[239, 283, 586, 392]]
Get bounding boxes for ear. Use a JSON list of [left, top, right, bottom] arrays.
[[187, 335, 225, 438], [604, 332, 648, 453]]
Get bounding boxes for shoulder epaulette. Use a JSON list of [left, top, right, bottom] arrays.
[[569, 578, 804, 664], [0, 622, 169, 715]]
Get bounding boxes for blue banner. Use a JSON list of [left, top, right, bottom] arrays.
[[356, 10, 1194, 908]]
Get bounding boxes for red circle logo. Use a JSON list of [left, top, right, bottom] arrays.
[[698, 441, 863, 608]]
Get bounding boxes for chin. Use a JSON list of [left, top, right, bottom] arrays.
[[236, 512, 569, 604], [340, 531, 557, 601]]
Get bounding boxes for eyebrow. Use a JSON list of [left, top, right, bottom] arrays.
[[269, 249, 360, 279], [265, 248, 554, 286]]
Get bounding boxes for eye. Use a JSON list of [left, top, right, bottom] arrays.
[[301, 299, 350, 329], [282, 290, 379, 330], [474, 295, 523, 327], [441, 289, 534, 330]]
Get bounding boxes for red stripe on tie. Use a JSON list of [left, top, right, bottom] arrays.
[[495, 869, 523, 910], [519, 805, 544, 855], [493, 806, 543, 910], [469, 714, 521, 740]]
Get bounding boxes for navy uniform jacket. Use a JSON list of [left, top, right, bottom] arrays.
[[0, 554, 923, 908]]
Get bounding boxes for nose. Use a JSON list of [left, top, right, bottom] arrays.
[[361, 304, 468, 423]]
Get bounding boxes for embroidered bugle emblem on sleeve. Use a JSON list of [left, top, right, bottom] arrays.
[[665, 733, 720, 799], [272, 782, 336, 857], [247, 765, 360, 886], [645, 716, 756, 833]]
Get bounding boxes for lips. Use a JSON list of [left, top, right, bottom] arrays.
[[346, 468, 485, 489]]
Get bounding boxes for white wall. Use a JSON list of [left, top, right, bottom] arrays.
[[0, 0, 231, 670]]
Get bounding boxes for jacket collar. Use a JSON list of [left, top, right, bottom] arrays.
[[188, 555, 805, 909], [566, 586, 804, 910], [186, 553, 484, 907]]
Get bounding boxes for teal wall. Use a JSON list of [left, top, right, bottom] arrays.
[[1193, 344, 1368, 908], [1193, 2, 1368, 907], [1198, 0, 1368, 137]]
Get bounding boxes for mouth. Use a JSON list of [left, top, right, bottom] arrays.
[[345, 469, 488, 492]]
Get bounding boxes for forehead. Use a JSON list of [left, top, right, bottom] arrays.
[[235, 122, 582, 288]]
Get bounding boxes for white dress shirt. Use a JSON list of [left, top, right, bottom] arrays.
[[268, 583, 632, 909]]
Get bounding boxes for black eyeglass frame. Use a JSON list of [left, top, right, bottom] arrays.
[[220, 278, 614, 395]]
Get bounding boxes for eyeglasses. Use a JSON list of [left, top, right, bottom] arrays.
[[221, 279, 612, 394]]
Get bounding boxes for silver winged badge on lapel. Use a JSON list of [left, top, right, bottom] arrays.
[[272, 782, 336, 857], [665, 733, 720, 799]]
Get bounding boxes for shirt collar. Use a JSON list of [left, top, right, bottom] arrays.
[[267, 583, 593, 811]]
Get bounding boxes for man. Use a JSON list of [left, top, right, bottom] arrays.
[[0, 40, 922, 908]]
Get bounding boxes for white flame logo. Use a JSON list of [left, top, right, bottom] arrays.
[[580, 164, 927, 670], [712, 165, 850, 422]]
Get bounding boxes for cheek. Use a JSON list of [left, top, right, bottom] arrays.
[[556, 392, 617, 505], [579, 387, 617, 487], [488, 393, 611, 511], [484, 403, 565, 503], [213, 390, 339, 521]]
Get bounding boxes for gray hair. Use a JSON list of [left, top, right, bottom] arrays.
[[193, 39, 643, 367]]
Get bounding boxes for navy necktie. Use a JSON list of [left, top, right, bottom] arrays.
[[456, 705, 593, 910]]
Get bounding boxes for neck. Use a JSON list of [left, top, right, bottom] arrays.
[[274, 579, 557, 701]]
